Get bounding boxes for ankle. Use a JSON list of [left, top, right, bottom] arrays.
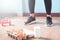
[[47, 14, 52, 18], [30, 13, 35, 17]]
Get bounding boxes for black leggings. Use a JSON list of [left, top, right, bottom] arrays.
[[28, 0, 52, 15]]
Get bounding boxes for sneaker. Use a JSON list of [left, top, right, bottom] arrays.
[[25, 16, 36, 24], [46, 17, 53, 26]]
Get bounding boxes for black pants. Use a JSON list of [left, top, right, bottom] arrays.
[[28, 0, 52, 15]]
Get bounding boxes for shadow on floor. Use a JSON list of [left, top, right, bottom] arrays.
[[28, 22, 60, 26], [27, 37, 51, 40], [39, 37, 51, 40]]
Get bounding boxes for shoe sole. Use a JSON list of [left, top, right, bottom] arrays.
[[47, 24, 53, 27], [25, 20, 36, 25]]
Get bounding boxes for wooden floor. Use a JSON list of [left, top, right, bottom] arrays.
[[0, 17, 60, 40]]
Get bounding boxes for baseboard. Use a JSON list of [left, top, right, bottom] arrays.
[[23, 13, 60, 17]]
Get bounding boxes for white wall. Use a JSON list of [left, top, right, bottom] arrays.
[[0, 0, 23, 17], [0, 0, 23, 13]]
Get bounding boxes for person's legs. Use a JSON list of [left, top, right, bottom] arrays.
[[25, 0, 36, 24], [44, 0, 52, 25], [29, 0, 35, 17]]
